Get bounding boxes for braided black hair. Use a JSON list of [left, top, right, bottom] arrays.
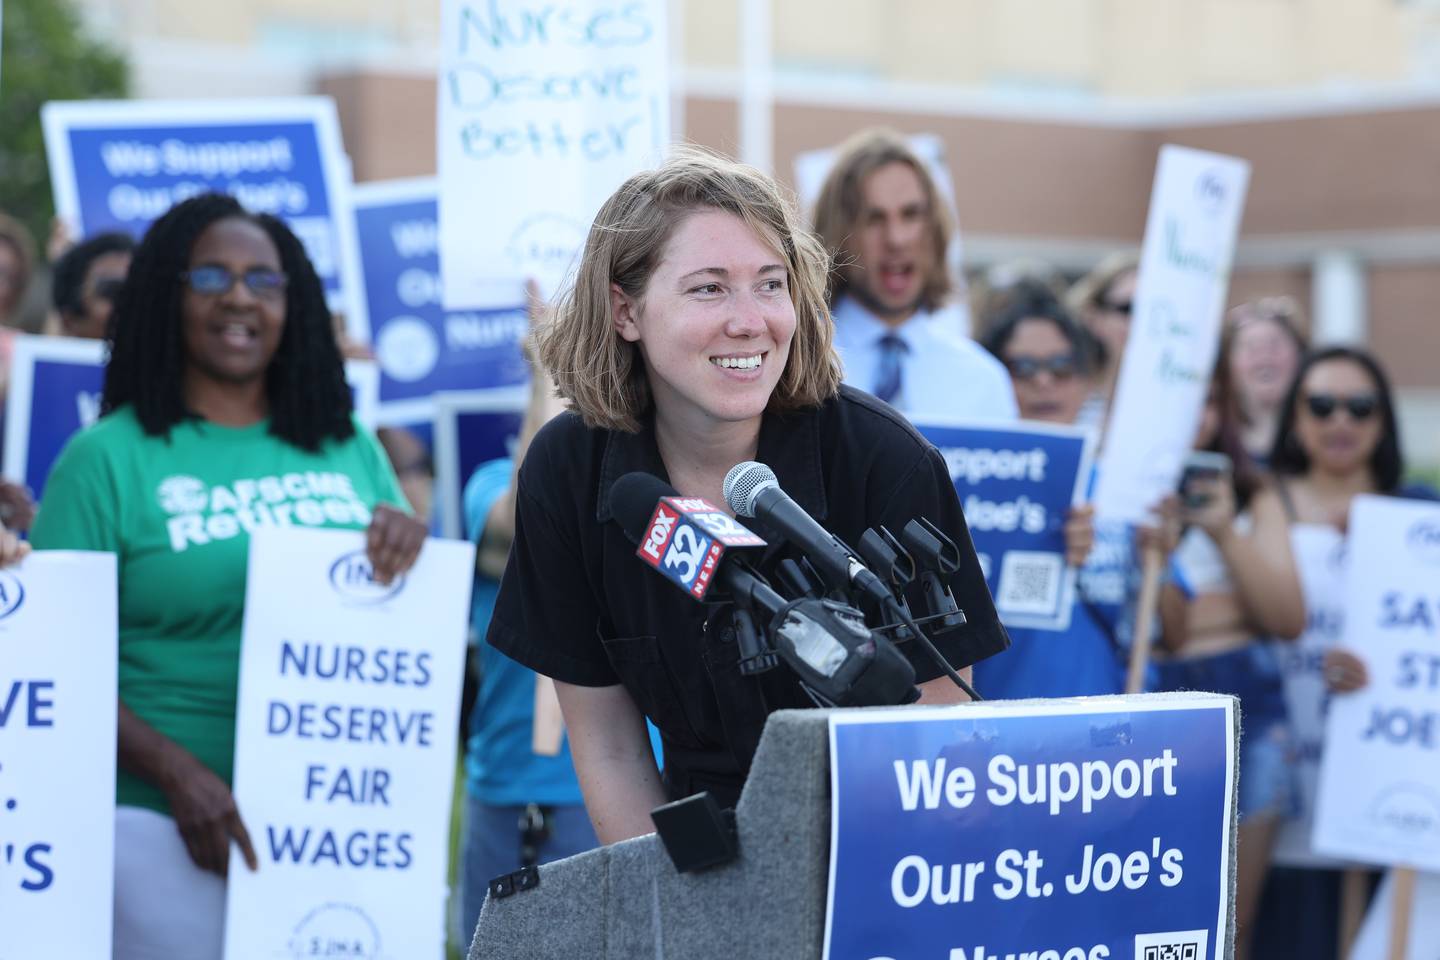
[[103, 193, 354, 451], [51, 231, 134, 318]]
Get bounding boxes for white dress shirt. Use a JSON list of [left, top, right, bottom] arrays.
[[831, 296, 1018, 424]]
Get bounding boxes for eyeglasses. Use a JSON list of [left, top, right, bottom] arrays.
[[1304, 393, 1378, 421], [1006, 354, 1080, 382], [181, 265, 287, 299], [1100, 299, 1132, 316], [91, 277, 125, 303]]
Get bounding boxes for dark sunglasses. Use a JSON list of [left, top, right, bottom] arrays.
[[1304, 392, 1378, 421], [1101, 299, 1133, 316], [1006, 353, 1080, 382], [181, 265, 288, 299], [91, 277, 126, 302]]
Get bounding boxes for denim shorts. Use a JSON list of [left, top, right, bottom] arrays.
[[1156, 644, 1297, 822]]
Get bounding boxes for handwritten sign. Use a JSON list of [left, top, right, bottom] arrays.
[[2, 335, 381, 504], [41, 97, 368, 339], [916, 420, 1095, 631], [0, 551, 118, 960], [431, 389, 526, 540], [224, 527, 475, 960], [352, 178, 528, 425], [1313, 496, 1440, 871], [1093, 146, 1249, 524], [437, 0, 670, 308], [824, 695, 1236, 960]]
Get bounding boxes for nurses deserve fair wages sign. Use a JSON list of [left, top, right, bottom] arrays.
[[824, 695, 1236, 960], [224, 527, 475, 960]]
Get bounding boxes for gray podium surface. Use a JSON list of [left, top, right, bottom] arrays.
[[469, 694, 1239, 960]]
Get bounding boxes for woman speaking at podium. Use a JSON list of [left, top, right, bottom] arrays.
[[487, 148, 1008, 844]]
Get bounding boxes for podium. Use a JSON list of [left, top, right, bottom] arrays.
[[469, 698, 1239, 960]]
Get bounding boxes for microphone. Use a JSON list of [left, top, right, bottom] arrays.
[[722, 461, 892, 607], [610, 472, 917, 707]]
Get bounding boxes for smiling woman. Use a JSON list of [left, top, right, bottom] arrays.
[[490, 147, 1008, 845], [29, 193, 428, 960]]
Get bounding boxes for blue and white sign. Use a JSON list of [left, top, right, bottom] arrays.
[[431, 389, 526, 540], [825, 695, 1236, 960], [352, 178, 528, 425], [225, 527, 476, 960], [917, 420, 1095, 631], [1313, 496, 1440, 872], [2, 335, 380, 503], [41, 97, 368, 339], [0, 551, 118, 959]]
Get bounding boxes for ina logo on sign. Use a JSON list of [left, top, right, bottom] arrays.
[[327, 551, 405, 605], [0, 571, 24, 621], [1406, 520, 1440, 566]]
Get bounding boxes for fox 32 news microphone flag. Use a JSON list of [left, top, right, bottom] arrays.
[[41, 97, 369, 340], [0, 552, 118, 959], [825, 695, 1237, 960], [437, 0, 671, 308], [1312, 496, 1440, 872], [223, 527, 474, 960], [1093, 146, 1249, 524]]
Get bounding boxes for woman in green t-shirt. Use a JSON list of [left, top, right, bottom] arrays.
[[31, 193, 427, 960]]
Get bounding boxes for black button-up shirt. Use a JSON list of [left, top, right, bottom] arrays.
[[488, 385, 1008, 807]]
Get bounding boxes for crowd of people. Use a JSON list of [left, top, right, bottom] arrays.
[[1, 126, 1433, 960]]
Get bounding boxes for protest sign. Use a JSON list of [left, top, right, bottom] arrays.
[[916, 420, 1095, 631], [431, 389, 526, 540], [1092, 146, 1249, 524], [352, 178, 529, 425], [0, 551, 117, 960], [437, 0, 670, 308], [824, 695, 1236, 960], [1350, 869, 1440, 960], [1312, 495, 1440, 871], [1270, 524, 1350, 868], [2, 334, 380, 502], [41, 97, 368, 339], [224, 527, 475, 960]]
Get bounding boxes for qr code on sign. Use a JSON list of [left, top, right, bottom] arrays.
[[995, 550, 1063, 616], [1135, 930, 1207, 960]]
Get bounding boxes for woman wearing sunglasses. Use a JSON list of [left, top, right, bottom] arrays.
[[30, 193, 427, 960], [977, 283, 1182, 699], [1251, 345, 1436, 960]]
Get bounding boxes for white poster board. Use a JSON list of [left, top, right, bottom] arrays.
[[1312, 495, 1440, 871], [223, 527, 475, 960], [1092, 145, 1250, 524], [437, 0, 671, 308], [0, 551, 118, 960], [1350, 870, 1440, 960]]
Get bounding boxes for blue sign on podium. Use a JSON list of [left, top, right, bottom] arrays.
[[825, 696, 1234, 960]]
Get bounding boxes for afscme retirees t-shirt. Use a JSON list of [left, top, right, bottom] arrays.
[[30, 407, 407, 815]]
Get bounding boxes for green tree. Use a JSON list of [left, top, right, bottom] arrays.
[[1, 0, 128, 244]]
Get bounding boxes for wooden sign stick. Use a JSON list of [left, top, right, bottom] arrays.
[[1125, 545, 1166, 694]]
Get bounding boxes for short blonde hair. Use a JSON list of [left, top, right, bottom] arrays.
[[811, 128, 954, 310], [537, 146, 841, 433], [1065, 251, 1140, 319]]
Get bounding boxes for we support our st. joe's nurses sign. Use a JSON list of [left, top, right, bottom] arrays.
[[1313, 495, 1440, 871], [0, 552, 118, 960], [41, 97, 368, 338], [917, 421, 1095, 632], [353, 178, 528, 425], [825, 695, 1236, 960]]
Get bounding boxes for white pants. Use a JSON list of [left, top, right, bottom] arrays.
[[113, 806, 226, 960]]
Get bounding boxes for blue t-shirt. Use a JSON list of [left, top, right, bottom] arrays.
[[464, 458, 586, 806]]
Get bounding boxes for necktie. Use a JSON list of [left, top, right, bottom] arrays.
[[872, 333, 908, 405]]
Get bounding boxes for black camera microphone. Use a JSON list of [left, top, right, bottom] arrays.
[[722, 461, 893, 608], [610, 472, 917, 707]]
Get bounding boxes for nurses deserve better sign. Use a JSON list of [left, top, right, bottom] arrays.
[[824, 695, 1236, 960]]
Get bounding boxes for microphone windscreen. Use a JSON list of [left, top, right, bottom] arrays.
[[723, 461, 778, 518], [610, 472, 678, 544]]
